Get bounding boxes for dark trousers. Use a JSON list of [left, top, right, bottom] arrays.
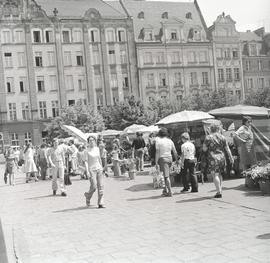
[[182, 159, 198, 191]]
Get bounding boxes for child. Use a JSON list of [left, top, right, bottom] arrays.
[[4, 147, 17, 186]]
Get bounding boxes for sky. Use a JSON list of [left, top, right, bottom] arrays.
[[151, 0, 270, 32]]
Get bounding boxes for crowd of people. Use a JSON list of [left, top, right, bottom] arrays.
[[2, 116, 258, 206]]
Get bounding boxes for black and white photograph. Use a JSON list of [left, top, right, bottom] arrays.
[[0, 0, 269, 262]]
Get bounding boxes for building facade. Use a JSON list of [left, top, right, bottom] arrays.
[[0, 0, 138, 147]]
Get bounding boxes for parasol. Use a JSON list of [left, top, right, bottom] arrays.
[[61, 125, 88, 143], [156, 110, 214, 125], [123, 124, 147, 134], [100, 129, 121, 137], [209, 105, 270, 119], [137, 125, 160, 133]]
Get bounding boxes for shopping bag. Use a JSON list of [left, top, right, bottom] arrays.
[[64, 173, 72, 185]]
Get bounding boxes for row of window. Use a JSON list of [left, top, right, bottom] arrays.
[[216, 48, 239, 59], [143, 51, 208, 65], [245, 77, 270, 90], [0, 28, 126, 44], [218, 68, 241, 82], [10, 132, 32, 146], [146, 72, 210, 87], [6, 75, 86, 94], [244, 60, 270, 71]]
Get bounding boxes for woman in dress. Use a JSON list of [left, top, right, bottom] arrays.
[[84, 136, 105, 208], [203, 124, 234, 198], [234, 116, 256, 171], [24, 143, 38, 183], [111, 143, 121, 177], [4, 147, 17, 186]]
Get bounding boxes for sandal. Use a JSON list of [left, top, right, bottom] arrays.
[[214, 193, 222, 198]]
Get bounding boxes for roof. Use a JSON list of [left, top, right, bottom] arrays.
[[34, 0, 126, 18], [108, 0, 206, 41], [239, 31, 262, 42]]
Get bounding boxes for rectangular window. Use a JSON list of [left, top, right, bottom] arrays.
[[171, 30, 177, 40], [250, 44, 257, 56], [176, 95, 182, 101], [25, 132, 32, 144], [258, 78, 265, 89], [8, 103, 17, 121], [93, 50, 100, 65], [123, 75, 129, 88], [33, 31, 41, 43], [66, 75, 74, 90], [202, 72, 209, 85], [118, 30, 125, 42], [19, 77, 27, 92], [63, 51, 72, 66], [156, 52, 165, 64], [11, 133, 19, 146], [144, 30, 153, 41], [171, 51, 180, 64], [2, 30, 11, 43], [236, 90, 241, 99], [74, 30, 82, 42], [4, 52, 12, 68], [108, 49, 116, 64], [18, 52, 26, 67], [190, 72, 198, 85], [245, 60, 251, 71], [35, 52, 43, 67], [47, 51, 55, 66], [159, 73, 166, 86], [199, 51, 207, 62], [62, 31, 70, 43], [258, 60, 262, 71], [188, 52, 196, 63], [37, 76, 45, 92], [49, 75, 57, 91], [22, 102, 30, 120], [234, 68, 240, 81], [232, 49, 239, 59], [39, 101, 47, 119], [247, 78, 253, 89], [14, 30, 24, 43], [78, 75, 85, 90], [110, 74, 118, 88], [45, 30, 53, 43], [144, 52, 153, 64], [90, 30, 99, 42], [147, 73, 155, 87], [96, 92, 103, 107], [226, 68, 232, 81], [68, 100, 75, 106], [51, 100, 59, 118], [76, 52, 83, 66], [174, 72, 182, 86], [216, 48, 222, 59], [120, 50, 127, 64], [95, 75, 102, 89], [106, 30, 114, 42], [6, 77, 14, 93], [224, 48, 231, 59]]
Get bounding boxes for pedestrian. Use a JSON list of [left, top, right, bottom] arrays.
[[234, 116, 256, 171], [4, 146, 17, 186], [68, 140, 78, 175], [77, 145, 87, 179], [37, 144, 48, 180], [99, 140, 108, 177], [24, 143, 39, 183], [84, 135, 105, 208], [47, 138, 73, 196], [111, 143, 121, 177], [155, 127, 178, 197], [180, 132, 198, 193], [203, 123, 234, 198], [132, 132, 146, 171]]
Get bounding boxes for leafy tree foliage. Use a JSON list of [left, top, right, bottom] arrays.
[[244, 87, 270, 108]]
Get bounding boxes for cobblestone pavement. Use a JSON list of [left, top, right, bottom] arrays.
[[0, 164, 269, 263]]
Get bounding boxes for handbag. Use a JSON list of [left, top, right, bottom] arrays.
[[18, 159, 24, 167], [64, 173, 72, 186]]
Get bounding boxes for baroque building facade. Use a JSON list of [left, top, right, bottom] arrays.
[[0, 0, 138, 147]]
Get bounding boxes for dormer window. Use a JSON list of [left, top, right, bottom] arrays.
[[162, 12, 168, 19], [186, 12, 192, 19], [171, 29, 178, 40], [144, 29, 153, 41], [138, 11, 144, 19], [249, 44, 257, 56]]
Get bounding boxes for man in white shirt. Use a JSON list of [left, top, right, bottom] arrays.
[[180, 132, 198, 193]]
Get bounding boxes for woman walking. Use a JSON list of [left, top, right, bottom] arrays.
[[4, 147, 17, 186], [84, 136, 105, 208], [203, 124, 234, 198], [24, 143, 38, 183], [155, 128, 178, 197]]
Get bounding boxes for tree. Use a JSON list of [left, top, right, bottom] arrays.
[[244, 87, 270, 107], [46, 102, 105, 140]]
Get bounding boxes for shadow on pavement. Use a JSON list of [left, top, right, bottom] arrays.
[[53, 206, 97, 213], [125, 183, 154, 192], [176, 196, 212, 203], [256, 233, 270, 240], [127, 195, 164, 201], [25, 194, 60, 200]]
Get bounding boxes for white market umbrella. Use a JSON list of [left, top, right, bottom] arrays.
[[100, 129, 121, 137], [61, 125, 88, 143], [137, 125, 160, 133], [209, 105, 270, 119], [123, 124, 147, 134], [156, 110, 214, 125]]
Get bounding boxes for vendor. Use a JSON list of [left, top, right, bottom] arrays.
[[234, 116, 256, 171]]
